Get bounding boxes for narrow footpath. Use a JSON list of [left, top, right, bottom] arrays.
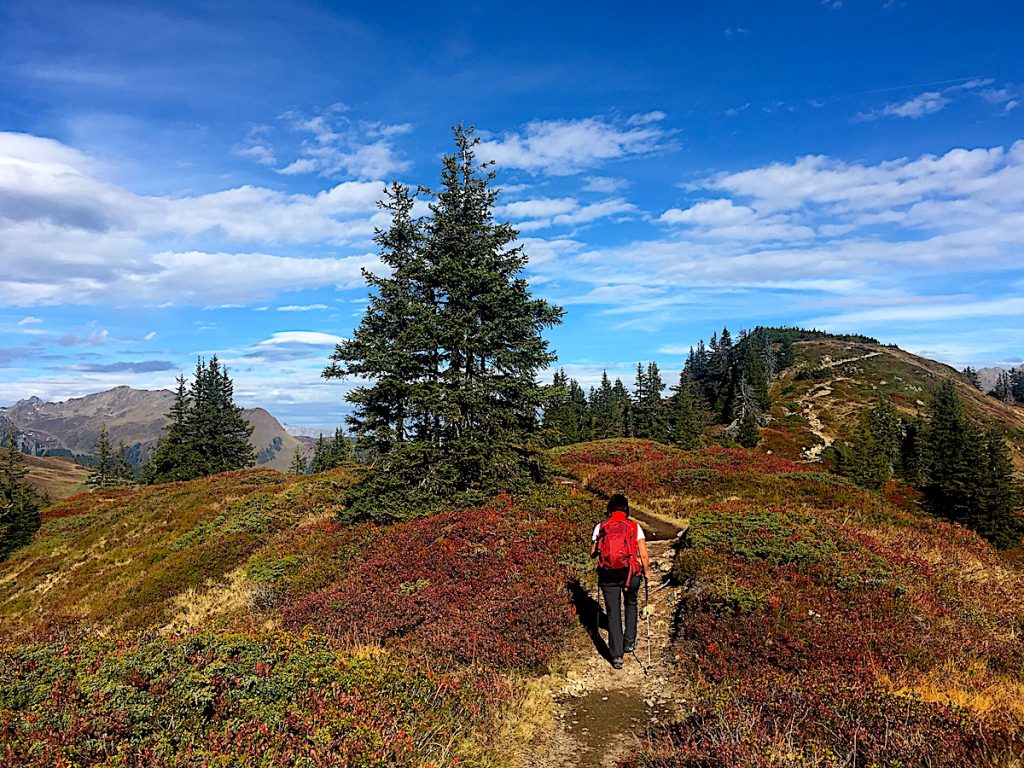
[[513, 493, 686, 767]]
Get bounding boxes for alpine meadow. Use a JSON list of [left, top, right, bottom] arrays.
[[2, 3, 1024, 767]]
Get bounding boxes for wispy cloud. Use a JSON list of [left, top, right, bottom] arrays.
[[274, 104, 412, 179], [0, 131, 389, 307], [256, 331, 347, 346], [856, 91, 950, 121], [523, 139, 1024, 337], [277, 304, 329, 312], [854, 78, 1013, 121], [497, 196, 636, 231], [69, 360, 176, 373], [582, 176, 628, 193], [478, 113, 674, 175]]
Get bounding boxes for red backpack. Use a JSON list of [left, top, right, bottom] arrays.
[[597, 515, 639, 574]]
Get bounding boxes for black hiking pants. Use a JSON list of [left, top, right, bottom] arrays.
[[599, 571, 642, 660]]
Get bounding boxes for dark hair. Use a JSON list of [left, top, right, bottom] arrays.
[[607, 493, 629, 515]]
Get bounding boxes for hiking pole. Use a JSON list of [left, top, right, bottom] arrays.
[[644, 573, 652, 670], [631, 574, 651, 677]]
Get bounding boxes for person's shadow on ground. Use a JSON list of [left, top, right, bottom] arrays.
[[569, 582, 613, 663]]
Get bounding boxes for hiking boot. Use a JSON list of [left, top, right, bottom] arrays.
[[625, 641, 636, 654], [612, 657, 623, 669]]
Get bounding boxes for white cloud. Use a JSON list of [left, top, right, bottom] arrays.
[[0, 132, 392, 306], [17, 316, 42, 325], [520, 139, 1024, 336], [256, 331, 348, 346], [277, 304, 329, 312], [275, 106, 412, 180], [659, 199, 815, 241], [499, 196, 636, 232], [582, 176, 628, 193], [807, 296, 1024, 329], [857, 91, 950, 121], [144, 331, 157, 341], [855, 79, 1016, 123], [478, 113, 673, 175]]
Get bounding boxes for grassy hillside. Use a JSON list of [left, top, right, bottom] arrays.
[[22, 453, 89, 500], [764, 339, 1024, 469], [554, 439, 1024, 767]]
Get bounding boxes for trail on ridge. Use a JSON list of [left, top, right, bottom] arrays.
[[512, 484, 685, 768], [797, 351, 882, 461]]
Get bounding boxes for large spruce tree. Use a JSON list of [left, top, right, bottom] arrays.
[[142, 359, 254, 484], [325, 125, 563, 520], [922, 380, 1023, 548]]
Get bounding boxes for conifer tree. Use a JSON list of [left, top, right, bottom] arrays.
[[541, 370, 591, 447], [325, 125, 562, 519], [669, 371, 702, 449], [962, 366, 982, 390], [835, 412, 892, 489], [1011, 367, 1024, 403], [632, 363, 648, 438], [734, 407, 759, 448], [0, 428, 41, 561], [990, 371, 1014, 403], [590, 372, 620, 439], [325, 182, 429, 456], [922, 381, 1023, 548], [289, 448, 308, 475], [187, 356, 255, 476], [898, 413, 925, 485], [142, 375, 196, 483], [142, 361, 254, 484], [115, 441, 135, 485], [87, 426, 121, 489], [310, 434, 331, 474], [328, 427, 355, 467], [613, 378, 632, 438], [972, 429, 1023, 548], [636, 362, 670, 442]]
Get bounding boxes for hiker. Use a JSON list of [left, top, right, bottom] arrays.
[[591, 493, 650, 669]]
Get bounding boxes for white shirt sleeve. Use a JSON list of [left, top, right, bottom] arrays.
[[593, 522, 646, 541]]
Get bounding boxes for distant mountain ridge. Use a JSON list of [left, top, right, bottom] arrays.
[[1, 386, 302, 472]]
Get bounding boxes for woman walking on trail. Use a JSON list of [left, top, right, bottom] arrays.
[[591, 493, 650, 669]]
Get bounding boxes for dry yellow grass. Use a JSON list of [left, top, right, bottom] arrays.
[[882, 659, 1024, 724], [473, 673, 560, 768], [633, 498, 690, 531], [166, 567, 257, 631]]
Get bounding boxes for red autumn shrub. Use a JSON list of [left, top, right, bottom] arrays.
[[284, 489, 599, 669]]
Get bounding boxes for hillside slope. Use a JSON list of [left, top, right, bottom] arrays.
[[763, 339, 1024, 468], [21, 454, 90, 500]]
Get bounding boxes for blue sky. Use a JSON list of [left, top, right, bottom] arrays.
[[1, 0, 1022, 426]]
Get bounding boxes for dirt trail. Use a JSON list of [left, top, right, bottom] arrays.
[[797, 352, 882, 461], [516, 498, 685, 767], [799, 382, 835, 461]]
